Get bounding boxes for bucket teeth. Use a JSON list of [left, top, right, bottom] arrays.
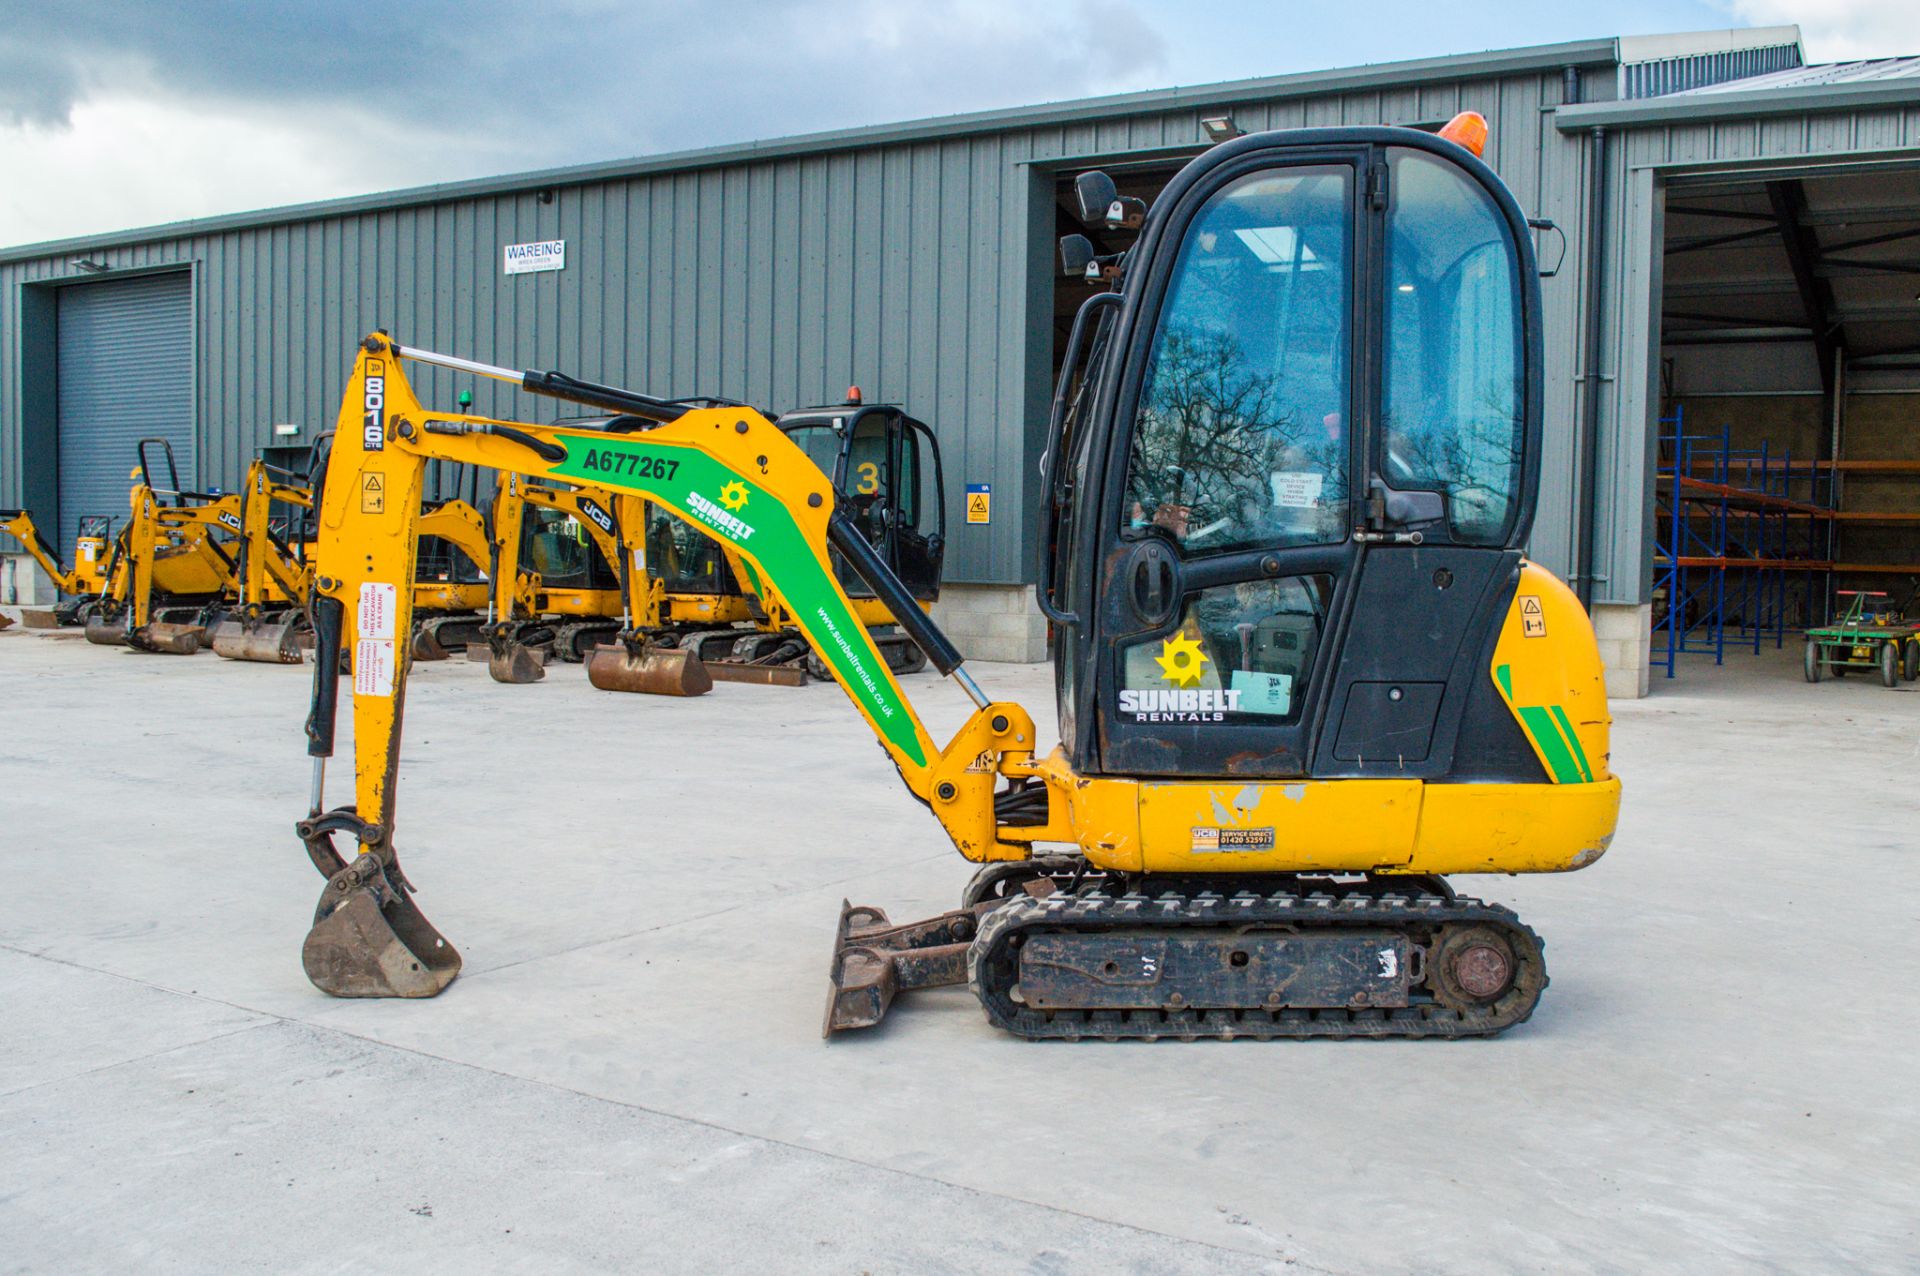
[[303, 854, 461, 998], [584, 641, 713, 696]]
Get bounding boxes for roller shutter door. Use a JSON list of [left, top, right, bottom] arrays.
[[57, 272, 194, 556]]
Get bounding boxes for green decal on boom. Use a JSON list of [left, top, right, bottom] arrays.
[[551, 436, 927, 767]]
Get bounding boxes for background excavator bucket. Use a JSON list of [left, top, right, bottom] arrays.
[[487, 635, 547, 683], [129, 622, 206, 655], [585, 641, 713, 696], [210, 615, 306, 663], [84, 614, 129, 646], [304, 855, 461, 998], [412, 615, 485, 662]]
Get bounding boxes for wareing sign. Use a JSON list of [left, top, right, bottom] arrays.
[[503, 240, 565, 275]]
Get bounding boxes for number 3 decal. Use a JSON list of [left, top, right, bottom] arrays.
[[856, 462, 879, 495]]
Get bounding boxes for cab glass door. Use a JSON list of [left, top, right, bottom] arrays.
[[1096, 159, 1360, 776]]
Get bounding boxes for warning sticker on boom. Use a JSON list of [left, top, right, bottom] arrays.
[[357, 582, 397, 641], [353, 639, 395, 697], [1520, 595, 1546, 638], [361, 473, 385, 514]]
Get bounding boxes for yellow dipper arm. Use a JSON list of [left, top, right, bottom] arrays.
[[0, 510, 84, 594]]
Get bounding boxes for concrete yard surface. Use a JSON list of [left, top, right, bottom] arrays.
[[1, 627, 1916, 1274]]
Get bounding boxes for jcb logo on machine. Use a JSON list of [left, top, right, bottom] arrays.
[[216, 510, 243, 533], [1190, 826, 1275, 853], [363, 364, 386, 452], [577, 497, 615, 536]]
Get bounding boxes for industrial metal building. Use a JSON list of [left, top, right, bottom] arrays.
[[5, 24, 1920, 693]]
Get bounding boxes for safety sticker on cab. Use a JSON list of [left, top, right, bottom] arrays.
[[1520, 595, 1546, 638]]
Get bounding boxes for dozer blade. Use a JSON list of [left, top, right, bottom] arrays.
[[704, 660, 806, 687], [823, 900, 977, 1036], [22, 608, 63, 629], [584, 643, 714, 696], [129, 622, 206, 655], [210, 617, 305, 663], [304, 854, 460, 998], [84, 614, 129, 646]]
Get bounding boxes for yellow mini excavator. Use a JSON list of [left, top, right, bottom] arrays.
[[0, 508, 113, 624], [206, 459, 319, 662], [463, 472, 649, 684], [203, 453, 495, 664], [583, 400, 944, 691], [84, 439, 250, 654], [294, 114, 1619, 1040]]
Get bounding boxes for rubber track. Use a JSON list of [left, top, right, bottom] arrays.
[[967, 881, 1546, 1041]]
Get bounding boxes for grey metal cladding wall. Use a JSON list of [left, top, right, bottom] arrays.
[[2, 65, 1584, 585], [1584, 100, 1920, 606]]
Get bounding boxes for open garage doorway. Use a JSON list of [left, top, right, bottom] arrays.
[[1653, 162, 1920, 680]]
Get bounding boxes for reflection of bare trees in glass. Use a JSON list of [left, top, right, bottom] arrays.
[[1127, 326, 1341, 546], [1381, 379, 1522, 542]]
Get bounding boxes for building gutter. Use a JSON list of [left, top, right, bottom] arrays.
[[1555, 77, 1920, 131]]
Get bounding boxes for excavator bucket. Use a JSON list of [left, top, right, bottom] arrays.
[[584, 641, 714, 696], [304, 854, 461, 998], [487, 636, 547, 683], [823, 900, 977, 1036], [210, 613, 306, 663], [129, 622, 206, 655], [84, 613, 129, 646], [0, 612, 11, 631], [411, 615, 485, 662]]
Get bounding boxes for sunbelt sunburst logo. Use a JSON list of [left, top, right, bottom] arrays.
[[686, 487, 757, 542], [1120, 633, 1241, 721]]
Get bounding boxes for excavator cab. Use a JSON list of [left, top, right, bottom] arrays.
[[777, 403, 945, 605], [1044, 127, 1557, 789]]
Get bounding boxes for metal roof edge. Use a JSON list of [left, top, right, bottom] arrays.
[[0, 37, 1623, 265], [1555, 75, 1920, 129]]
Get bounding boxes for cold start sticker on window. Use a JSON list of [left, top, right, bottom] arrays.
[[1270, 471, 1324, 509], [357, 582, 397, 640], [353, 639, 395, 697]]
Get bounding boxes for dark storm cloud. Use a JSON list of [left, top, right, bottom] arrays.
[[0, 0, 1168, 167]]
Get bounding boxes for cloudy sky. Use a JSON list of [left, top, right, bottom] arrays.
[[3, 0, 1917, 249]]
